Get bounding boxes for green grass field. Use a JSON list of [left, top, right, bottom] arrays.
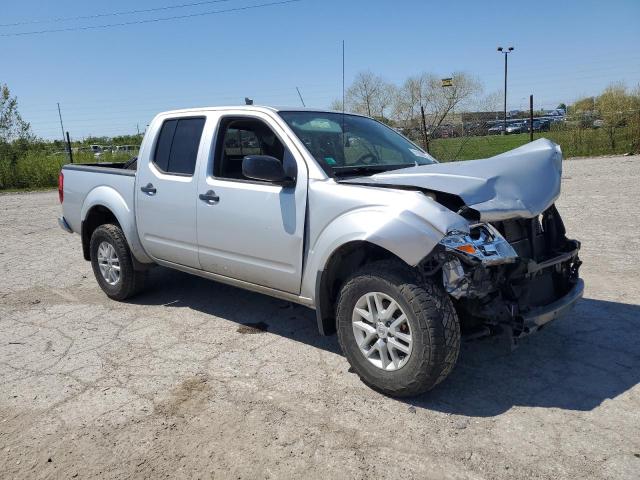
[[431, 126, 638, 161], [0, 151, 131, 190]]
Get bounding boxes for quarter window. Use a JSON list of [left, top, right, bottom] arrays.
[[153, 117, 205, 175]]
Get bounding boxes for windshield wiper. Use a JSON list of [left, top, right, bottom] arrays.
[[332, 164, 409, 177]]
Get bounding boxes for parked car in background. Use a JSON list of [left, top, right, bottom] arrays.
[[526, 120, 551, 132], [114, 145, 139, 153], [57, 106, 583, 397], [505, 122, 525, 134], [488, 123, 505, 135], [463, 121, 489, 137]]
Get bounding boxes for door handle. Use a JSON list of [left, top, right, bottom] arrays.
[[199, 190, 220, 204], [140, 183, 157, 195]]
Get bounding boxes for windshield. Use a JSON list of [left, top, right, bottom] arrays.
[[278, 111, 437, 176]]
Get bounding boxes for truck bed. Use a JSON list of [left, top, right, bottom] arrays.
[[61, 162, 137, 236], [63, 159, 137, 175]]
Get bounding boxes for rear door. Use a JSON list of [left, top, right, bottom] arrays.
[[135, 115, 207, 268], [195, 112, 307, 294]]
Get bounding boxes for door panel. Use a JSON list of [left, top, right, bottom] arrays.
[[197, 180, 305, 293], [135, 116, 206, 269], [196, 114, 307, 294], [136, 171, 200, 268]]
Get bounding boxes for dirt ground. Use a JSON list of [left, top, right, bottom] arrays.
[[1, 155, 639, 479]]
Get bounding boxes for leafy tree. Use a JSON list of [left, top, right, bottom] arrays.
[[0, 84, 32, 143], [571, 97, 596, 113], [595, 83, 635, 148]]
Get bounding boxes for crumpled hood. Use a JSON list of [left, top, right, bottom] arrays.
[[340, 138, 563, 222]]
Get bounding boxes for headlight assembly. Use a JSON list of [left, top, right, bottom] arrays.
[[439, 224, 518, 265]]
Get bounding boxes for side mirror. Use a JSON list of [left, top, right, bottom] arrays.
[[242, 155, 295, 186]]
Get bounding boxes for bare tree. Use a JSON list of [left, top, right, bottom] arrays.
[[329, 99, 344, 111], [393, 72, 481, 128], [393, 73, 436, 125], [425, 72, 482, 131], [345, 70, 396, 119]]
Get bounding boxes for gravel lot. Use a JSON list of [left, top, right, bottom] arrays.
[[1, 155, 639, 479]]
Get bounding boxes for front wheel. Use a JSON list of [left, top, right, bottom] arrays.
[[89, 224, 146, 301], [336, 261, 460, 397]]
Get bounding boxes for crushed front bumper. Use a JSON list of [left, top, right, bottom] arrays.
[[439, 237, 583, 339], [520, 278, 583, 334]]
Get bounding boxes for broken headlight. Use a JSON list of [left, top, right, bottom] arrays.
[[439, 224, 518, 266]]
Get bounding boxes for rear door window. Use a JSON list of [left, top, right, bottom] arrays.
[[153, 117, 205, 176]]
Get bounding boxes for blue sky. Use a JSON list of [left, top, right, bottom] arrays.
[[3, 0, 639, 139]]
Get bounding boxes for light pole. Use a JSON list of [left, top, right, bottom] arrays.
[[497, 46, 514, 135]]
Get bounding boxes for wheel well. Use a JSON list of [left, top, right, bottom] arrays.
[[315, 241, 407, 336], [81, 206, 120, 261]]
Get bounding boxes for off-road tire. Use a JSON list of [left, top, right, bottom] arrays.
[[89, 224, 146, 301], [336, 260, 460, 397]]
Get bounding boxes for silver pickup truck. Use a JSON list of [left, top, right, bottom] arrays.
[[58, 106, 583, 397]]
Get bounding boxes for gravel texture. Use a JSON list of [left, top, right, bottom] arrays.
[[1, 155, 639, 479]]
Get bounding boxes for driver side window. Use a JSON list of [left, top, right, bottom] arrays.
[[214, 118, 285, 180]]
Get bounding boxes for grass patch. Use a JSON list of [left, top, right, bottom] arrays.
[[431, 126, 638, 161], [0, 152, 130, 190]]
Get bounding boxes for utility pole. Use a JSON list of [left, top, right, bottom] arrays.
[[137, 124, 140, 136], [65, 131, 74, 163], [57, 103, 66, 141], [497, 46, 514, 135], [420, 105, 430, 153], [529, 95, 534, 142], [57, 103, 72, 162]]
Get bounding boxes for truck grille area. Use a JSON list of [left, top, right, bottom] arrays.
[[490, 204, 568, 263]]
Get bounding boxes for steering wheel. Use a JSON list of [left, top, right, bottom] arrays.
[[355, 153, 379, 165]]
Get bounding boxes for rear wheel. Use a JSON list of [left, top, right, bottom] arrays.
[[336, 261, 460, 397], [90, 224, 146, 300]]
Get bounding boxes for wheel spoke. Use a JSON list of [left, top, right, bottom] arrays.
[[378, 340, 391, 369], [393, 331, 411, 344], [366, 294, 378, 322], [353, 321, 376, 348], [389, 314, 407, 331], [364, 341, 379, 358], [354, 306, 372, 322], [353, 320, 375, 334], [381, 300, 399, 321], [373, 293, 385, 319], [388, 337, 410, 355], [388, 342, 401, 368]]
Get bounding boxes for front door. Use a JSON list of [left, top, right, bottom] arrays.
[[196, 114, 307, 294], [136, 115, 206, 269]]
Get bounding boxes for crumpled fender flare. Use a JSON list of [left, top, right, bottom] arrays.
[[301, 199, 468, 335]]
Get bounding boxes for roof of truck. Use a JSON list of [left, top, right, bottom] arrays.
[[156, 105, 363, 117]]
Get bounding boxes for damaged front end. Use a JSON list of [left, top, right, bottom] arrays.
[[434, 205, 583, 340]]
